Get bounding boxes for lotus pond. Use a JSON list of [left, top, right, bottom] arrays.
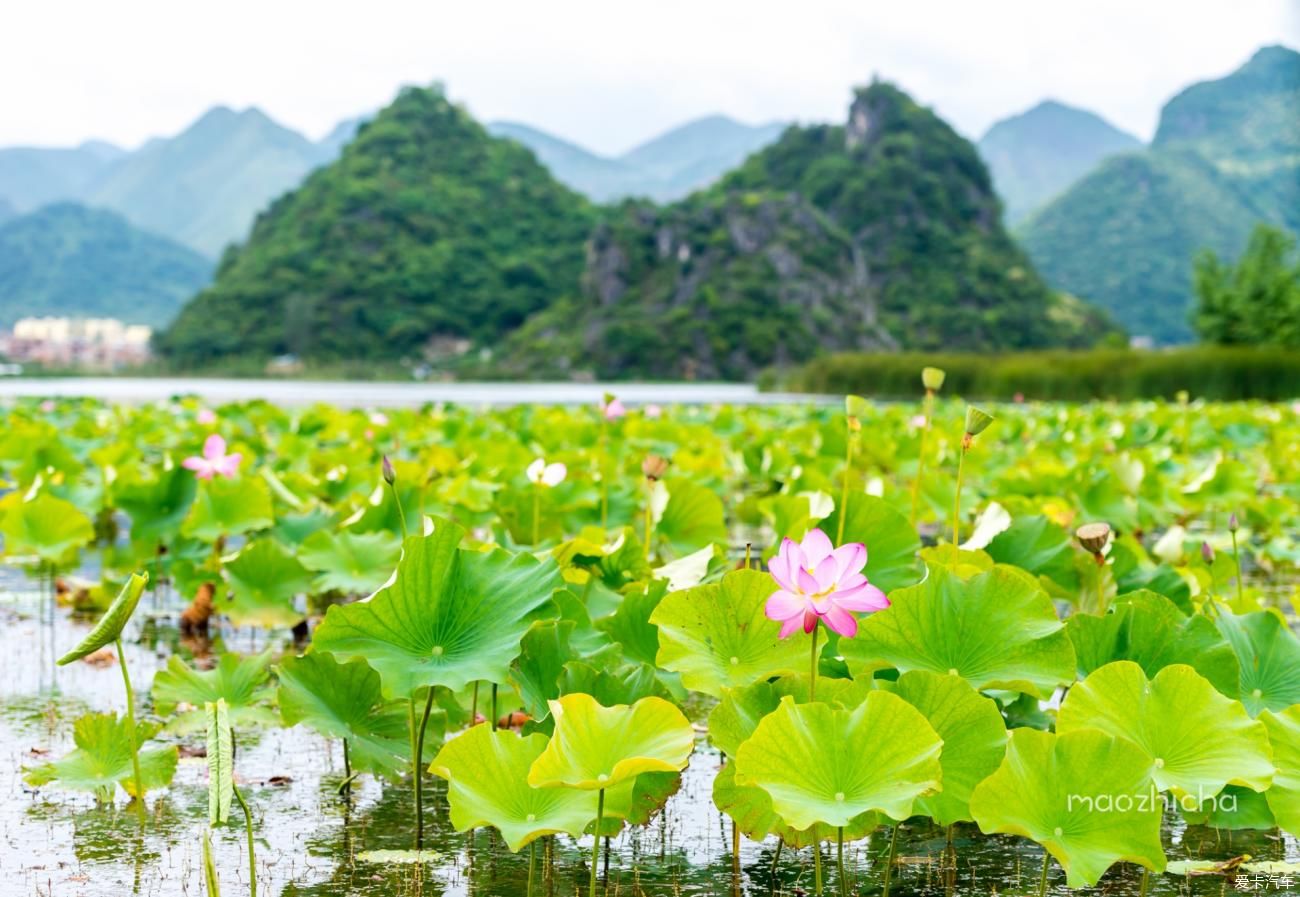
[[5, 391, 1300, 897]]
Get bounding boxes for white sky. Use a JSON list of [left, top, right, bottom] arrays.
[[2, 0, 1297, 155]]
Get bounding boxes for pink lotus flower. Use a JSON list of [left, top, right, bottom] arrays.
[[601, 397, 626, 421], [197, 408, 217, 425], [765, 528, 889, 638], [370, 411, 390, 427], [182, 434, 242, 480], [644, 403, 663, 419]]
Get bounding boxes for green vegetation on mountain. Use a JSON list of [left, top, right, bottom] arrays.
[[1021, 45, 1300, 343], [0, 141, 123, 213], [494, 82, 1117, 379], [977, 100, 1141, 224], [156, 86, 594, 365], [490, 115, 786, 202], [86, 107, 333, 257], [0, 203, 213, 326], [1194, 223, 1300, 347]]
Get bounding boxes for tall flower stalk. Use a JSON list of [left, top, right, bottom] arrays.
[[910, 367, 945, 526], [837, 397, 865, 544], [641, 455, 669, 561], [952, 407, 994, 547]]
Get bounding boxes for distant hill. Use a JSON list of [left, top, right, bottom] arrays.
[[0, 140, 124, 213], [978, 100, 1141, 223], [84, 106, 334, 257], [1020, 45, 1300, 343], [156, 86, 594, 364], [0, 203, 213, 326], [488, 115, 787, 201], [492, 83, 1117, 380]]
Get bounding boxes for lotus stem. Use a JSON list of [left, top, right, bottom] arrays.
[[809, 623, 820, 702], [471, 681, 479, 724], [744, 542, 752, 569], [910, 390, 934, 526], [413, 687, 436, 849], [114, 637, 145, 814], [1138, 865, 1149, 897], [1038, 849, 1050, 897], [599, 423, 609, 531], [881, 823, 900, 897], [1231, 528, 1244, 605], [836, 826, 846, 897], [771, 838, 783, 881], [491, 683, 499, 731], [732, 818, 740, 876], [591, 788, 605, 897], [837, 427, 855, 545], [533, 486, 541, 547], [232, 782, 257, 897], [390, 479, 408, 539], [341, 738, 352, 798], [528, 840, 536, 897], [643, 483, 653, 562], [814, 841, 823, 896], [952, 443, 968, 548]]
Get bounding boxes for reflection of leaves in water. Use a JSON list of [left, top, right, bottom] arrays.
[[1, 693, 93, 736]]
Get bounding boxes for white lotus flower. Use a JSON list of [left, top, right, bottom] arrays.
[[526, 458, 566, 488]]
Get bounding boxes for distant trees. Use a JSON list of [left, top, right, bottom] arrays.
[[1194, 224, 1300, 347]]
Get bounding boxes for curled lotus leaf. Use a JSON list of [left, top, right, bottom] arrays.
[[58, 573, 149, 665]]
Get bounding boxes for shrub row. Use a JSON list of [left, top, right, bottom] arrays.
[[778, 347, 1300, 401]]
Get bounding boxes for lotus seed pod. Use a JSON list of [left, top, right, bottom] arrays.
[[1075, 522, 1111, 555], [964, 406, 994, 437], [642, 454, 670, 482], [922, 366, 946, 391]]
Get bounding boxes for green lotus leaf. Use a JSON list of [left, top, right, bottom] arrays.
[[1065, 590, 1239, 697], [206, 699, 233, 825], [596, 770, 682, 832], [884, 670, 1008, 826], [818, 494, 923, 593], [840, 565, 1076, 698], [1216, 610, 1300, 715], [221, 538, 313, 627], [1168, 860, 1300, 876], [1058, 661, 1273, 799], [918, 544, 995, 579], [733, 693, 943, 830], [151, 651, 277, 733], [181, 477, 274, 542], [650, 569, 807, 697], [526, 693, 694, 791], [712, 761, 878, 849], [311, 519, 563, 698], [24, 711, 177, 801], [986, 514, 1078, 592], [299, 529, 402, 595], [557, 660, 670, 708], [430, 725, 603, 852], [969, 728, 1165, 887], [1260, 707, 1300, 835], [2, 491, 95, 564], [277, 652, 410, 778], [57, 573, 148, 664], [116, 463, 198, 547], [510, 620, 577, 723], [596, 580, 664, 666], [655, 479, 727, 558], [1182, 784, 1277, 829], [707, 675, 873, 756]]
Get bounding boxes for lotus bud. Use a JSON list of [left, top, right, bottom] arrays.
[[1228, 513, 1239, 533], [381, 455, 396, 486], [1201, 541, 1215, 565], [922, 366, 946, 392], [1075, 522, 1111, 562], [641, 454, 670, 482]]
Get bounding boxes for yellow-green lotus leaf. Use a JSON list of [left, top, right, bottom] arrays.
[[526, 693, 694, 791], [733, 692, 942, 831]]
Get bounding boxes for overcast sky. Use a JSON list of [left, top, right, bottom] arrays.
[[3, 0, 1297, 155]]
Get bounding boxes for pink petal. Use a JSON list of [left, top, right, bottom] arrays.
[[834, 583, 890, 612], [830, 543, 867, 579], [802, 610, 818, 634], [181, 456, 204, 472], [812, 554, 840, 592], [823, 605, 858, 638], [215, 453, 242, 477], [800, 528, 834, 566], [836, 573, 868, 591], [768, 540, 801, 591], [778, 616, 804, 638], [202, 434, 227, 460], [796, 567, 822, 595], [765, 589, 808, 622]]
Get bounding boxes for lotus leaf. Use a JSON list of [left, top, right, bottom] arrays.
[[24, 712, 177, 801], [58, 573, 148, 664]]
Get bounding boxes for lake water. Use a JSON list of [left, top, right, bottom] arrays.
[[0, 378, 834, 408]]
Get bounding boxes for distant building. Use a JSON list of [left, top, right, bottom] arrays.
[[1, 317, 153, 369]]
